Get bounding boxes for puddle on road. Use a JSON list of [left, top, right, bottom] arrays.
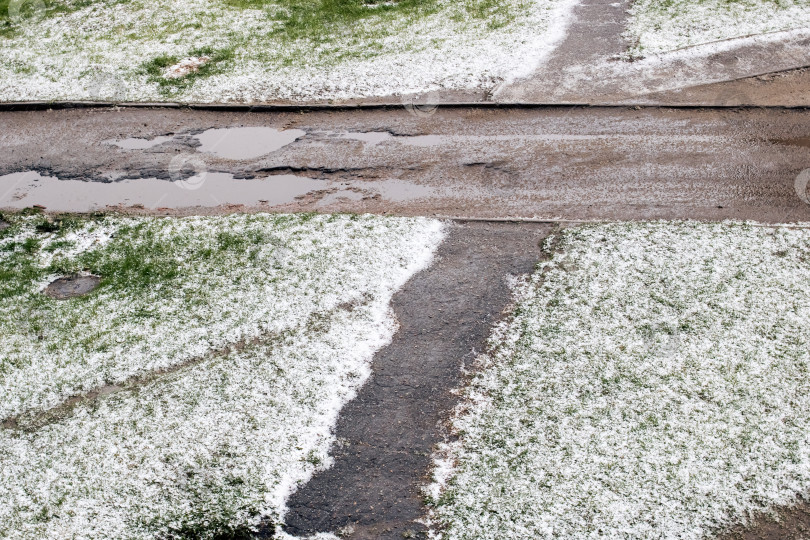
[[106, 135, 175, 150], [195, 127, 306, 160], [315, 189, 367, 206], [0, 166, 446, 212], [0, 171, 330, 211], [312, 179, 437, 207], [363, 179, 436, 202]]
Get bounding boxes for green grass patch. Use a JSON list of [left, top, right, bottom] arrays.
[[0, 0, 111, 37], [0, 210, 443, 539], [223, 0, 519, 53], [142, 46, 235, 96]]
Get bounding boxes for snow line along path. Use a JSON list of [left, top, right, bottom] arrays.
[[0, 213, 445, 539], [428, 221, 810, 539]]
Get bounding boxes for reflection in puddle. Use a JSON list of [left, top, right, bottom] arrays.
[[106, 136, 175, 150], [0, 170, 443, 212], [195, 127, 306, 160], [0, 171, 329, 211]]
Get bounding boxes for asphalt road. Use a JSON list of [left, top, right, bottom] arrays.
[[2, 105, 810, 223]]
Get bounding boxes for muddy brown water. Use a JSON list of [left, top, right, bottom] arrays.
[[107, 135, 175, 150], [194, 126, 306, 160], [43, 275, 101, 299]]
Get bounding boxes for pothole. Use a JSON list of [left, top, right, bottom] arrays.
[[194, 127, 306, 160], [106, 135, 175, 150], [43, 275, 101, 300], [0, 170, 331, 211]]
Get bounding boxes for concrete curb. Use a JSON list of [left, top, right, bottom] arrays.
[[0, 101, 809, 112]]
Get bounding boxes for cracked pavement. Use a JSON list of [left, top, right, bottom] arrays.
[[2, 106, 810, 222]]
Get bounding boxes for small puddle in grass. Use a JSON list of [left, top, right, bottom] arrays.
[[194, 127, 306, 160], [0, 171, 330, 211]]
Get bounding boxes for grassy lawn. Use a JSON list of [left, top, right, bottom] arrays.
[[0, 0, 568, 101], [428, 222, 810, 539], [625, 0, 810, 56], [0, 211, 444, 539]]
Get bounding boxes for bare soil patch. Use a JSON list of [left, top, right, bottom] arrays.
[[637, 67, 810, 106], [719, 498, 810, 540], [43, 275, 101, 299]]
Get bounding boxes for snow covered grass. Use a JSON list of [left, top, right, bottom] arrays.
[[428, 221, 810, 539], [0, 0, 572, 101], [625, 0, 810, 56], [0, 211, 444, 538]]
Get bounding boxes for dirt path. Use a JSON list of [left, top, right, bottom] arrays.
[[633, 67, 810, 107], [496, 0, 631, 101], [496, 0, 810, 105], [2, 106, 810, 223], [277, 221, 552, 539]]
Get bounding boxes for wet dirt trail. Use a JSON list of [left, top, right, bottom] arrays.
[[497, 0, 631, 102], [277, 221, 552, 539]]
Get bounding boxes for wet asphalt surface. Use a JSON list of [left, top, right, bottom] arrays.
[[2, 106, 810, 222]]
